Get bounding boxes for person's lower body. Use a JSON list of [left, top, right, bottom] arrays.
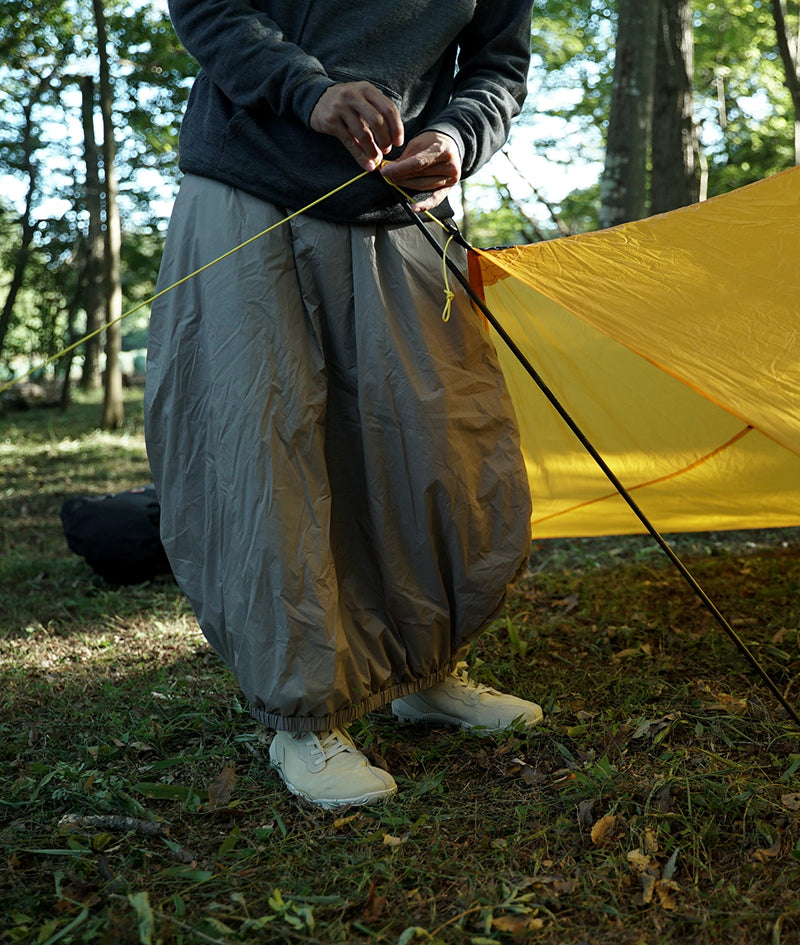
[[144, 175, 539, 808]]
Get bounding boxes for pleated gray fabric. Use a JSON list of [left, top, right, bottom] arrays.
[[144, 174, 531, 731]]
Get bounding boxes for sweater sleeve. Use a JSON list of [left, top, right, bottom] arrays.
[[167, 0, 335, 124], [426, 0, 533, 179]]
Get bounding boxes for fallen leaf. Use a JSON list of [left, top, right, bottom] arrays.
[[652, 782, 672, 812], [550, 877, 577, 896], [626, 848, 653, 873], [656, 878, 680, 910], [643, 828, 659, 855], [638, 872, 657, 905], [367, 751, 390, 773], [555, 594, 579, 613], [750, 834, 781, 863], [207, 764, 236, 808], [577, 799, 595, 826], [781, 793, 800, 811], [382, 833, 407, 848], [364, 880, 388, 920], [591, 814, 617, 845], [632, 714, 678, 740], [491, 915, 544, 934], [627, 848, 659, 904]]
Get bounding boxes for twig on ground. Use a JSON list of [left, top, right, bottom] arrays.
[[58, 814, 167, 837]]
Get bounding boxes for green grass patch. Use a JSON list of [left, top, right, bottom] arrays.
[[1, 390, 799, 944]]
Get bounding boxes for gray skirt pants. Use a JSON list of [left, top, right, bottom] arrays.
[[144, 174, 531, 732]]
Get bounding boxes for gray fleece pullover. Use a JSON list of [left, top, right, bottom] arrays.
[[168, 0, 533, 224]]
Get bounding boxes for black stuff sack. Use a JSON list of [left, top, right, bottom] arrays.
[[60, 485, 172, 585]]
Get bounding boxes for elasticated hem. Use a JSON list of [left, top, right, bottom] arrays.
[[252, 657, 463, 733]]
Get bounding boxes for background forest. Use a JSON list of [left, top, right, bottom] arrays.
[[1, 0, 798, 423]]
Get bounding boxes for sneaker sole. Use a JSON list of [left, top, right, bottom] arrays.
[[281, 776, 397, 810], [392, 708, 542, 733]]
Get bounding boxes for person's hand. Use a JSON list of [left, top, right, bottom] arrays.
[[380, 131, 462, 212], [310, 81, 404, 172]]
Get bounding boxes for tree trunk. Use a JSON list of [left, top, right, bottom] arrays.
[[599, 0, 659, 228], [59, 263, 87, 409], [93, 0, 125, 429], [79, 74, 105, 390], [81, 75, 105, 390], [771, 0, 800, 164], [0, 103, 40, 358], [650, 0, 699, 213]]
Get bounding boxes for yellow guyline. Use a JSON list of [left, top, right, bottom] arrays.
[[0, 165, 458, 398]]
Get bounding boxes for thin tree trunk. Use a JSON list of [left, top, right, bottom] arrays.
[[60, 262, 88, 408], [79, 75, 104, 390], [771, 0, 800, 164], [93, 0, 125, 429], [650, 0, 699, 213], [0, 104, 40, 357], [599, 0, 659, 228]]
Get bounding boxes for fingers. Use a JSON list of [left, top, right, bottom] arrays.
[[310, 82, 404, 171], [382, 133, 461, 211], [381, 131, 461, 208]]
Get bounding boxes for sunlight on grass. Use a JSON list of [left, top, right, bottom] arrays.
[[1, 390, 799, 944]]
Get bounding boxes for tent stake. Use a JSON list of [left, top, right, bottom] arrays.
[[399, 199, 799, 728]]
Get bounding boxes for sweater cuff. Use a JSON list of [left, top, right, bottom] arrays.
[[292, 73, 338, 126]]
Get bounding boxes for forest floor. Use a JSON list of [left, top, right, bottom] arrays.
[[1, 390, 799, 945]]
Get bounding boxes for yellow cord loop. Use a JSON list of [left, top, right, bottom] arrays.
[[440, 234, 455, 322], [380, 171, 460, 323]]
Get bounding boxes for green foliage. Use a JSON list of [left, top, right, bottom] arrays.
[[495, 0, 799, 242], [529, 1, 616, 126], [694, 0, 797, 193], [1, 0, 798, 360], [0, 0, 191, 371]]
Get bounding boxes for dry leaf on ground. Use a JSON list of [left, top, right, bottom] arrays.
[[781, 793, 800, 811], [207, 764, 236, 807], [591, 813, 617, 845], [492, 915, 545, 934], [382, 833, 407, 847], [750, 834, 782, 863]]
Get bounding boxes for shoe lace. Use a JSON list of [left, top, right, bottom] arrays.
[[452, 662, 496, 695], [313, 729, 353, 764]]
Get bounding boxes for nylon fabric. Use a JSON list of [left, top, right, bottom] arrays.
[[144, 174, 531, 731], [472, 166, 800, 538]]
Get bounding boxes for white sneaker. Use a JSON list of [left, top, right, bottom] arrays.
[[392, 663, 543, 734], [269, 727, 397, 809]]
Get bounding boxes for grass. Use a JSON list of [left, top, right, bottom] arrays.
[[1, 389, 799, 945]]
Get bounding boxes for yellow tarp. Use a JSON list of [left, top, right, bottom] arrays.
[[473, 165, 800, 538]]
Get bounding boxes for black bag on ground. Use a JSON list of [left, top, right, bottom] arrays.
[[60, 486, 172, 585]]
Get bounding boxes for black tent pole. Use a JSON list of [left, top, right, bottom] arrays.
[[398, 199, 799, 728]]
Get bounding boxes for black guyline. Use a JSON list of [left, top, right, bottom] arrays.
[[394, 190, 799, 729]]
